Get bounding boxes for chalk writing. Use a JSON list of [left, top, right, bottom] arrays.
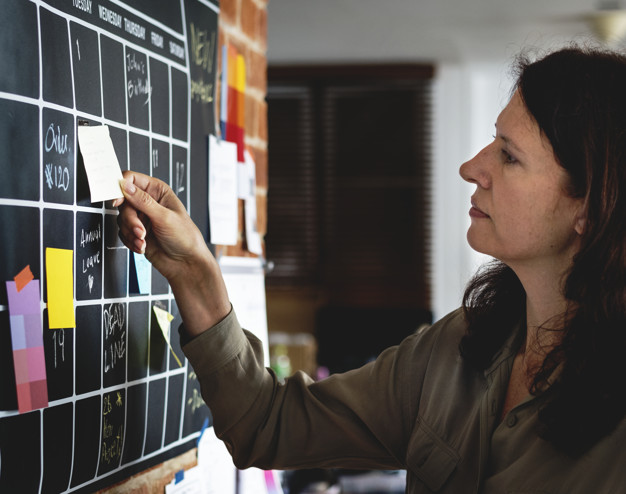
[[82, 251, 100, 273], [187, 388, 205, 414], [189, 23, 215, 104], [175, 161, 185, 196], [79, 223, 102, 293], [80, 224, 101, 248], [127, 52, 151, 102], [45, 164, 70, 191], [103, 303, 124, 338], [103, 393, 113, 415], [103, 303, 126, 374], [101, 391, 124, 465], [126, 52, 145, 74], [45, 123, 69, 155], [190, 24, 215, 72], [152, 148, 159, 169], [190, 78, 213, 103], [52, 328, 65, 368], [127, 79, 151, 100]]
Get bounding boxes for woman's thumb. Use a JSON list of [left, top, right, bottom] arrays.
[[119, 176, 163, 220]]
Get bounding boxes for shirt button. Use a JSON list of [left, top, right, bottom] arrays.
[[506, 414, 517, 427]]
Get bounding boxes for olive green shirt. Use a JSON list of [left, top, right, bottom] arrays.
[[182, 308, 626, 493]]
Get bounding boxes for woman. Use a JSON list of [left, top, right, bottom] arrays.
[[116, 46, 626, 493]]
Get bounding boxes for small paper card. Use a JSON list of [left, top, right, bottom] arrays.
[[153, 306, 183, 367], [129, 252, 152, 294], [77, 125, 124, 203]]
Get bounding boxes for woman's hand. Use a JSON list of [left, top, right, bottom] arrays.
[[115, 171, 231, 335]]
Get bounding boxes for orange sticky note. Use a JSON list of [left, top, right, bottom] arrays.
[[14, 265, 34, 292], [46, 248, 76, 329]]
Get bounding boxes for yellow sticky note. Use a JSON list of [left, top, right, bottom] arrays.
[[235, 53, 246, 93], [227, 44, 238, 87], [46, 248, 76, 329], [153, 306, 183, 367]]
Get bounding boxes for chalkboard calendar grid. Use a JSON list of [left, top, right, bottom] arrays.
[[0, 0, 218, 492]]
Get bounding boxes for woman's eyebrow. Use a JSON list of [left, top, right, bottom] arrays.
[[494, 124, 525, 156]]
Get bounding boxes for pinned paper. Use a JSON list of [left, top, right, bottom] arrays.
[[242, 150, 263, 255], [197, 425, 237, 494], [208, 135, 238, 245], [6, 279, 49, 413], [46, 248, 76, 329], [77, 124, 124, 202], [129, 252, 152, 294], [14, 265, 34, 292], [153, 306, 183, 367]]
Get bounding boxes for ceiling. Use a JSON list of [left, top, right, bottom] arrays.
[[266, 0, 625, 64]]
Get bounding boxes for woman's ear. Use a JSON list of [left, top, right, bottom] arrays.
[[574, 202, 585, 235], [574, 216, 585, 235]]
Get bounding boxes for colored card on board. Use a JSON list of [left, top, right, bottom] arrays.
[[14, 265, 34, 292], [77, 124, 124, 203], [45, 247, 76, 329], [6, 280, 49, 413], [153, 306, 182, 367], [129, 252, 152, 294]]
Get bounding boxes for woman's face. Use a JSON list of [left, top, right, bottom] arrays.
[[459, 91, 583, 271]]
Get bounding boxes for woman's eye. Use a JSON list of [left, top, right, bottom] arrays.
[[501, 149, 517, 164]]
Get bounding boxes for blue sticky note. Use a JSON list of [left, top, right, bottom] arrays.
[[129, 252, 152, 294], [175, 469, 184, 484]]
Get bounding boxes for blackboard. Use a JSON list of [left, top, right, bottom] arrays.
[[0, 0, 219, 492]]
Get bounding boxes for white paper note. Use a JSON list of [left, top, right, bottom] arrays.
[[219, 256, 269, 365], [77, 125, 124, 202], [242, 150, 263, 255], [197, 426, 237, 494], [208, 135, 238, 245]]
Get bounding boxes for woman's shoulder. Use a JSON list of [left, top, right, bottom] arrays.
[[411, 308, 467, 345], [392, 307, 468, 366]]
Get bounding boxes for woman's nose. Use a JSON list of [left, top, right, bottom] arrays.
[[459, 145, 491, 189]]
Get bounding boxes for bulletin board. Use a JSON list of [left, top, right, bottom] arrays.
[[0, 0, 219, 492]]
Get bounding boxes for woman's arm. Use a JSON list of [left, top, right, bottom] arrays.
[[115, 170, 231, 335]]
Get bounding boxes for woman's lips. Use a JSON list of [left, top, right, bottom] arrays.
[[469, 200, 489, 218]]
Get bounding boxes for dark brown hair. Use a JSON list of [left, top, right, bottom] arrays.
[[460, 45, 626, 456]]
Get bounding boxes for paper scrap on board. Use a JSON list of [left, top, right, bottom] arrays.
[[153, 305, 183, 367], [77, 124, 124, 202], [14, 265, 34, 292], [129, 252, 152, 294]]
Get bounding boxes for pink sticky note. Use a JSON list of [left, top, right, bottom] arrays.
[[27, 346, 47, 381]]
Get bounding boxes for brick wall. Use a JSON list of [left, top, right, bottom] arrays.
[[97, 1, 268, 491], [218, 0, 269, 257]]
